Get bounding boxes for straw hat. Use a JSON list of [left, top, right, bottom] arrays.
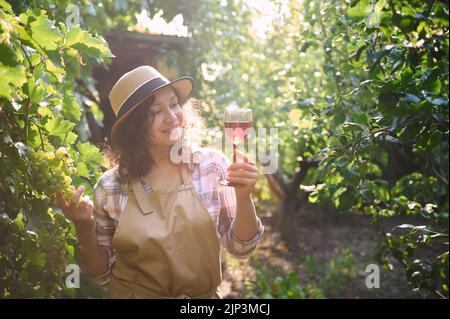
[[109, 65, 193, 140]]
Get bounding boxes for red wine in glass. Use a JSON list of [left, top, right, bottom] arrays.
[[220, 108, 253, 187], [224, 121, 253, 147]]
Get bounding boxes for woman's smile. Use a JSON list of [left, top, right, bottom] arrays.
[[161, 125, 180, 134]]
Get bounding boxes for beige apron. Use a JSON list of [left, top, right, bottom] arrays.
[[106, 164, 222, 299]]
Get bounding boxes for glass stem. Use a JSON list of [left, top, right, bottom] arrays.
[[233, 143, 237, 163]]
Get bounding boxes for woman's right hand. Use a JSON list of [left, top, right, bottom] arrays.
[[56, 185, 94, 233], [56, 186, 109, 276]]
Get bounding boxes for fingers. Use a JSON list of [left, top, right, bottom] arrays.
[[56, 191, 68, 210], [225, 176, 255, 186], [74, 195, 94, 225], [70, 185, 85, 207], [81, 195, 94, 210], [228, 162, 258, 172], [78, 196, 93, 214], [78, 196, 88, 212], [227, 170, 258, 179], [56, 185, 94, 228]]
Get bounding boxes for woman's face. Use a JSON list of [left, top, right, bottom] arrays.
[[147, 86, 184, 146]]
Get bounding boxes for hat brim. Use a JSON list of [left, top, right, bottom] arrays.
[[110, 76, 193, 141]]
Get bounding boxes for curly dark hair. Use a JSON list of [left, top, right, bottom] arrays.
[[102, 89, 205, 184]]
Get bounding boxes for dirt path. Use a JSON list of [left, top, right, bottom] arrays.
[[219, 205, 413, 299]]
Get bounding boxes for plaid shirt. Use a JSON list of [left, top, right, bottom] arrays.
[[91, 147, 264, 284]]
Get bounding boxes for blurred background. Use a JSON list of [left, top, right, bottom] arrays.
[[0, 0, 448, 298]]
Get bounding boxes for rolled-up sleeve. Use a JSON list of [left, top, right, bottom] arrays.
[[213, 150, 264, 260], [87, 179, 116, 285], [228, 217, 264, 260]]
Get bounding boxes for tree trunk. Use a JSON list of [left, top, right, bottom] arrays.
[[265, 158, 318, 247]]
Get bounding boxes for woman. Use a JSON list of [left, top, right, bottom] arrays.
[[56, 66, 264, 299]]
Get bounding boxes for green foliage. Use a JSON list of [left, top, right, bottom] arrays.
[[0, 2, 111, 297], [315, 0, 449, 298], [247, 248, 358, 299], [319, 248, 358, 297], [186, 0, 448, 298], [304, 247, 368, 298], [0, 210, 75, 297], [248, 265, 324, 299]]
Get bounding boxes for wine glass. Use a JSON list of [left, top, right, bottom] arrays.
[[219, 107, 253, 187]]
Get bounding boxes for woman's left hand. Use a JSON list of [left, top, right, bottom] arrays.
[[225, 150, 259, 199]]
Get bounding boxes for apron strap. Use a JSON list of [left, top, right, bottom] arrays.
[[131, 164, 192, 216], [130, 179, 154, 215]]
